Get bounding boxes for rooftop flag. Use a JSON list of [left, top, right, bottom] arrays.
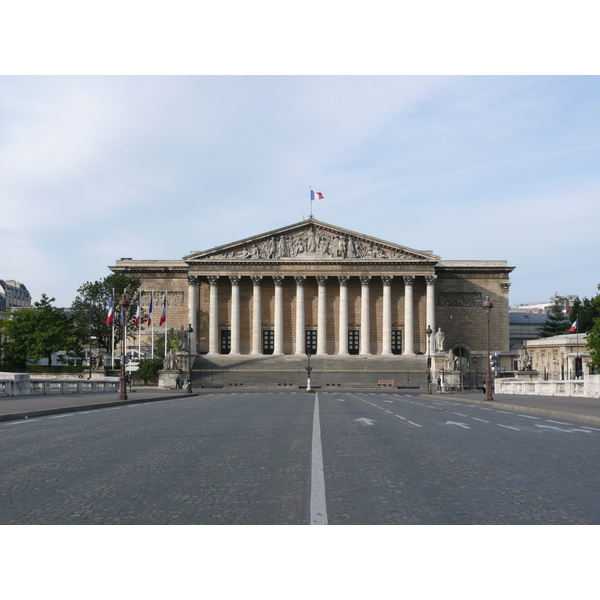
[[310, 190, 324, 201], [568, 318, 578, 333], [106, 293, 114, 325]]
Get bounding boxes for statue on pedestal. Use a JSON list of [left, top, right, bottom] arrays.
[[434, 327, 445, 353]]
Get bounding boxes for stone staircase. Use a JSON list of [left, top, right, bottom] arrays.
[[191, 353, 428, 389]]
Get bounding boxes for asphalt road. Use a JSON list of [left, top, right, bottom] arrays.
[[2, 390, 599, 524]]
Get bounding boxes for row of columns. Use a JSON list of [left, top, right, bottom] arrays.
[[188, 274, 437, 356]]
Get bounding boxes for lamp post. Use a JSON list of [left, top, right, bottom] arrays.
[[426, 325, 433, 394], [187, 323, 194, 393], [88, 301, 95, 380], [482, 295, 493, 402], [119, 294, 130, 401]]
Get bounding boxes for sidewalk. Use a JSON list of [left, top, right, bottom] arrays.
[[0, 388, 198, 422], [422, 390, 600, 426]]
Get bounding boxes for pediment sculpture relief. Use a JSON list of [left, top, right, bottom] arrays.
[[202, 227, 419, 261]]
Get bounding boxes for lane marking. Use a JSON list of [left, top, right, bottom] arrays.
[[407, 421, 422, 428], [497, 424, 521, 431], [50, 414, 73, 419], [446, 421, 470, 429], [394, 414, 406, 420], [546, 420, 570, 425], [472, 417, 490, 423], [582, 426, 600, 432], [310, 393, 328, 525], [517, 414, 540, 419]]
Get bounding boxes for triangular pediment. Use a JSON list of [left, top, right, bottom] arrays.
[[184, 220, 439, 263]]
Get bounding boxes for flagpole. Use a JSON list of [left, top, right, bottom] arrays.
[[309, 186, 313, 219]]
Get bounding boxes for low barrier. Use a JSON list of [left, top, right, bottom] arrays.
[[495, 375, 600, 398], [0, 373, 120, 397]]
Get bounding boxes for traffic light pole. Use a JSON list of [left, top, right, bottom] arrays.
[[305, 352, 313, 391]]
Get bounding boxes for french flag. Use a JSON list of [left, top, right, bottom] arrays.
[[159, 294, 167, 326], [135, 294, 141, 327], [106, 293, 114, 325], [147, 294, 153, 327], [568, 319, 578, 333], [310, 190, 324, 201]]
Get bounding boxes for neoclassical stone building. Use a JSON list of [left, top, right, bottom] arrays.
[[110, 219, 514, 363]]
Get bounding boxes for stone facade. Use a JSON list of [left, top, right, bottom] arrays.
[[110, 219, 515, 362]]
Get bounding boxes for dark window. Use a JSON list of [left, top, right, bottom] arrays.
[[348, 331, 360, 355], [221, 330, 231, 354], [392, 330, 402, 355], [263, 330, 274, 354]]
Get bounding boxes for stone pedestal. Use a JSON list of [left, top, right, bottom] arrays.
[[159, 370, 181, 390], [176, 352, 196, 374]]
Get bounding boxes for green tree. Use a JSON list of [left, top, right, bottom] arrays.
[[149, 328, 180, 359], [0, 294, 83, 368], [570, 294, 600, 333], [71, 273, 143, 355], [538, 294, 571, 338], [135, 358, 164, 385], [585, 286, 600, 371]]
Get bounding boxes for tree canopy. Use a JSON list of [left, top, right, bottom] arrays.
[[585, 286, 600, 372], [0, 294, 83, 368], [538, 294, 571, 338], [570, 294, 600, 333], [71, 273, 143, 355]]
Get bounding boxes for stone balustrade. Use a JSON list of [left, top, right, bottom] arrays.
[[495, 375, 600, 399], [0, 372, 120, 397]]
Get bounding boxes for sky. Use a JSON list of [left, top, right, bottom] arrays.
[[2, 75, 599, 308]]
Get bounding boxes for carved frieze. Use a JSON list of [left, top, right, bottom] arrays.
[[438, 292, 483, 308], [141, 291, 184, 307], [193, 223, 427, 262]]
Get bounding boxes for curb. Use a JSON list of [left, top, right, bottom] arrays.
[[0, 393, 199, 423], [419, 394, 600, 427]]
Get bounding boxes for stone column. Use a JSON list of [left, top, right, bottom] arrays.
[[425, 274, 436, 352], [208, 276, 219, 355], [187, 275, 198, 354], [316, 276, 328, 355], [273, 276, 284, 356], [229, 276, 241, 355], [360, 276, 371, 356], [403, 275, 415, 355], [338, 276, 349, 355], [295, 275, 306, 355], [381, 276, 393, 356], [251, 276, 262, 355]]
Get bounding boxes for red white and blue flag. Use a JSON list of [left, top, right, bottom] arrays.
[[135, 293, 141, 327], [310, 190, 324, 201], [106, 293, 114, 325], [159, 293, 167, 326], [147, 293, 153, 327], [568, 319, 578, 333]]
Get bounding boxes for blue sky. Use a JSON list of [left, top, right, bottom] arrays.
[[2, 75, 599, 308]]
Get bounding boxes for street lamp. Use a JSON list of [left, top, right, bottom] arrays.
[[187, 323, 194, 393], [119, 294, 130, 401], [426, 325, 433, 394], [482, 295, 493, 402], [88, 301, 95, 380]]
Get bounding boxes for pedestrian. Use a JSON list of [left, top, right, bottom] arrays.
[[175, 375, 181, 389]]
